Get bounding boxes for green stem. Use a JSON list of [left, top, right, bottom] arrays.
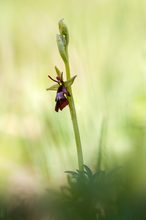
[[65, 61, 84, 171]]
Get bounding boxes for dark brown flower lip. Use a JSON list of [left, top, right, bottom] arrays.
[[48, 73, 71, 112]]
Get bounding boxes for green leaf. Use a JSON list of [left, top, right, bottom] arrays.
[[46, 84, 59, 91], [65, 171, 78, 176], [84, 165, 93, 178], [64, 75, 77, 87]]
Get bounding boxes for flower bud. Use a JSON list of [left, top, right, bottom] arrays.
[[56, 34, 68, 63], [58, 19, 69, 46]]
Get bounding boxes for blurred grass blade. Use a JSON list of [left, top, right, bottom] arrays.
[[97, 117, 107, 170]]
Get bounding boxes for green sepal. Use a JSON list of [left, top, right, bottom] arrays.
[[64, 75, 77, 88], [55, 66, 62, 77], [46, 84, 59, 91]]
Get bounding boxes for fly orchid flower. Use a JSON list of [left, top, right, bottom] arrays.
[[47, 68, 76, 112]]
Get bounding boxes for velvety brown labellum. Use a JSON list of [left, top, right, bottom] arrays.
[[55, 85, 70, 112], [48, 73, 71, 112]]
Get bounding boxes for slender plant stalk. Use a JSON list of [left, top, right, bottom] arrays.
[[57, 19, 84, 171], [65, 61, 84, 171]]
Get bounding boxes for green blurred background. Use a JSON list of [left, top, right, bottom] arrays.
[[0, 0, 146, 194]]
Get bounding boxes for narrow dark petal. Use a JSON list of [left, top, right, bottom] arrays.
[[48, 75, 59, 83]]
